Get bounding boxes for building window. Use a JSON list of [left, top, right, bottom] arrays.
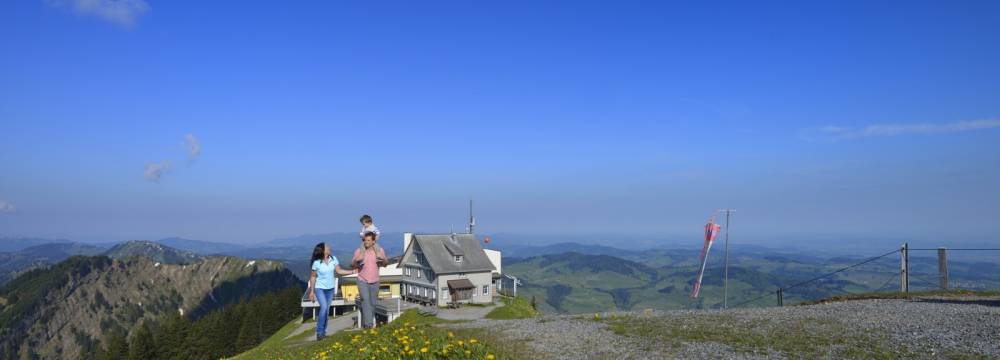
[[483, 285, 489, 295], [405, 267, 411, 276], [417, 269, 421, 278], [431, 290, 436, 299], [441, 287, 448, 299], [454, 255, 462, 262]]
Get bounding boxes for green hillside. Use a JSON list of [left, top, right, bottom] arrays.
[[505, 249, 1000, 314]]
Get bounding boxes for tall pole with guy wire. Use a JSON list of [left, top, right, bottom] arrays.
[[718, 209, 735, 309]]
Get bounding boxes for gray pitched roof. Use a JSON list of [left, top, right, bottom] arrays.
[[403, 234, 495, 274]]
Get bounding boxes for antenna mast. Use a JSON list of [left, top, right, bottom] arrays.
[[717, 209, 735, 309], [468, 199, 475, 234]]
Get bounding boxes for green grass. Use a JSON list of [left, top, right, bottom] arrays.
[[485, 296, 539, 320], [603, 314, 910, 359], [228, 310, 521, 360], [797, 289, 1000, 306]]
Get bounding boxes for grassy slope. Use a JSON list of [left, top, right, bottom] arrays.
[[602, 313, 909, 359], [798, 289, 1000, 305], [485, 296, 539, 320], [229, 310, 534, 360]]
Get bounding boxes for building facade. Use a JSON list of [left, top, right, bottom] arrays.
[[399, 233, 496, 307]]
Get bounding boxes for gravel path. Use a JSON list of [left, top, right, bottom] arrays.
[[285, 311, 358, 342], [435, 303, 499, 321], [447, 295, 1000, 359]]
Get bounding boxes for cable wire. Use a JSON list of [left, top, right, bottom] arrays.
[[732, 249, 901, 308], [783, 249, 900, 291]]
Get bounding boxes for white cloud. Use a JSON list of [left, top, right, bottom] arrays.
[[46, 0, 150, 27], [143, 134, 200, 182], [0, 200, 15, 213], [818, 119, 1000, 139], [144, 161, 172, 182], [184, 133, 202, 160]]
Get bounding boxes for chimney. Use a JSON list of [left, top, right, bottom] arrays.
[[403, 233, 413, 253]]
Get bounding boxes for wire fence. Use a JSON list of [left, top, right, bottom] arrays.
[[731, 246, 1000, 309]]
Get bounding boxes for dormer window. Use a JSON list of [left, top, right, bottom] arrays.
[[454, 255, 463, 263]]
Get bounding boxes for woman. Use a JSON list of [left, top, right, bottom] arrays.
[[308, 242, 355, 340], [352, 231, 387, 329]]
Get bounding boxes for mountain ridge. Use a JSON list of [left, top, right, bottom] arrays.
[[0, 251, 300, 359], [104, 240, 204, 264]]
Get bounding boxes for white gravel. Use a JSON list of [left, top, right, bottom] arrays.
[[447, 295, 1000, 359]]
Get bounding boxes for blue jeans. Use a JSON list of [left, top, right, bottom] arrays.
[[315, 287, 335, 338]]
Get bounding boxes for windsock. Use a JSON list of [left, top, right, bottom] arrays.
[[691, 216, 722, 298]]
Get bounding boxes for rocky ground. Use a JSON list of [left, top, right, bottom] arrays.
[[447, 295, 1000, 359]]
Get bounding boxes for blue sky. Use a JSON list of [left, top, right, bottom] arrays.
[[1, 1, 998, 246]]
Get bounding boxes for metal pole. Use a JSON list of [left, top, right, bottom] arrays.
[[723, 210, 731, 310], [905, 243, 909, 293], [777, 288, 783, 307], [900, 243, 909, 293], [938, 247, 948, 290]]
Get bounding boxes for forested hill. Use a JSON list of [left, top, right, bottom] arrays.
[[0, 253, 301, 359]]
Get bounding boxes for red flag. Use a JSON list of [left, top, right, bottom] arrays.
[[691, 216, 721, 298]]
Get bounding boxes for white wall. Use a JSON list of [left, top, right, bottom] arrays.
[[484, 249, 502, 275], [403, 232, 413, 255]]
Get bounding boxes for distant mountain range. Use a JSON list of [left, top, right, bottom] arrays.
[[0, 237, 72, 252], [265, 232, 406, 254], [491, 242, 637, 258], [155, 237, 247, 255], [0, 242, 104, 283]]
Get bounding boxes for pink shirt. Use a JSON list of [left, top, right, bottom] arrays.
[[354, 247, 385, 284]]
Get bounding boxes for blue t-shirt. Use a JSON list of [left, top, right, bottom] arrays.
[[312, 256, 339, 290]]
